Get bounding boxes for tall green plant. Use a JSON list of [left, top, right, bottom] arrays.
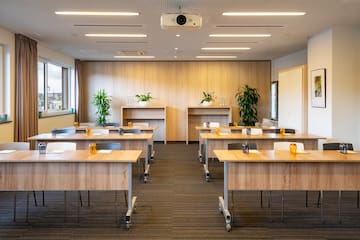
[[235, 85, 260, 126], [92, 89, 111, 126]]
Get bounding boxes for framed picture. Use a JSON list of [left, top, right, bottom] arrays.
[[311, 68, 326, 108]]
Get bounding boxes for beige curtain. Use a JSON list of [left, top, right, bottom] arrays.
[[14, 34, 38, 144]]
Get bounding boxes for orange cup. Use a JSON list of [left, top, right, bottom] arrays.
[[86, 128, 91, 136], [128, 121, 133, 128], [233, 122, 238, 127], [89, 143, 97, 154], [73, 122, 79, 128], [290, 143, 297, 154], [215, 128, 220, 136], [280, 128, 285, 136]]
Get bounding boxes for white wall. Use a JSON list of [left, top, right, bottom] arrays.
[[272, 49, 307, 82], [38, 44, 74, 67], [278, 65, 307, 133], [307, 29, 333, 138], [332, 26, 360, 148], [308, 26, 360, 149]]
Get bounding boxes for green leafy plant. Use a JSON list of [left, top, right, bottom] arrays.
[[135, 92, 152, 102], [200, 91, 216, 104], [92, 89, 111, 126], [235, 85, 260, 126]]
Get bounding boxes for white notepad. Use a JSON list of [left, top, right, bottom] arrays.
[[0, 150, 16, 154], [98, 150, 112, 154]]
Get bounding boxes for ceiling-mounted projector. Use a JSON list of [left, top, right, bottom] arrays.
[[160, 13, 202, 29]]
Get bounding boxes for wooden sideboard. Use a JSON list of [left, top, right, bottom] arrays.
[[186, 106, 232, 144], [121, 106, 167, 143]]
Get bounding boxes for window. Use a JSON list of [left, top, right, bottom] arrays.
[[37, 59, 74, 115], [0, 44, 3, 113], [270, 81, 278, 120]]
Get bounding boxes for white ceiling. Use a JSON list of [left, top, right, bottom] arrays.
[[0, 0, 360, 61]]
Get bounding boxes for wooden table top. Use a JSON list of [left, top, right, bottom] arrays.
[[76, 125, 157, 131], [0, 150, 141, 163], [214, 150, 360, 163], [201, 133, 325, 140], [28, 133, 153, 141], [195, 126, 277, 130]]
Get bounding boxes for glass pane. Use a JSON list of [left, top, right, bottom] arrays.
[[0, 45, 3, 113], [37, 61, 45, 112], [271, 82, 278, 120], [47, 63, 63, 111]]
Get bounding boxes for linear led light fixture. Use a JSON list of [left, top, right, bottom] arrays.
[[201, 47, 250, 50], [86, 34, 147, 37], [222, 12, 306, 16], [209, 34, 271, 37], [196, 56, 237, 59], [114, 55, 155, 59], [55, 11, 139, 16]]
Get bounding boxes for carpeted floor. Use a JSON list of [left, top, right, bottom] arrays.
[[1, 143, 360, 239]]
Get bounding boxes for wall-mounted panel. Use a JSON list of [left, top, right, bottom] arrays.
[[81, 61, 271, 141]]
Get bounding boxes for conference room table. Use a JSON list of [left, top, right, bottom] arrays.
[[201, 132, 325, 181], [28, 132, 153, 182], [74, 124, 157, 160], [214, 149, 360, 231], [0, 149, 141, 228], [195, 126, 277, 161]]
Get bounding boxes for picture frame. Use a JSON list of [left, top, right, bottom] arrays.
[[311, 68, 326, 108]]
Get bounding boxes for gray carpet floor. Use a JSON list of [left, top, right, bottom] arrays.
[[1, 143, 360, 239]]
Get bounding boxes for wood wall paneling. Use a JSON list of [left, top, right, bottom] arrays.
[[81, 61, 271, 141]]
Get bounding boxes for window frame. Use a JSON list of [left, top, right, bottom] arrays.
[[270, 81, 278, 121], [38, 58, 74, 117]]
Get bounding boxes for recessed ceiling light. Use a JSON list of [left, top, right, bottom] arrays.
[[176, 34, 181, 37], [196, 56, 237, 59], [174, 56, 178, 59], [114, 55, 155, 59], [55, 11, 139, 16], [209, 34, 271, 37], [222, 12, 306, 16], [174, 47, 179, 50], [86, 34, 147, 37], [201, 47, 251, 50]]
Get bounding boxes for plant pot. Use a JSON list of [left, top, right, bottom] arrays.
[[138, 100, 149, 106], [0, 113, 7, 122], [201, 101, 212, 106]]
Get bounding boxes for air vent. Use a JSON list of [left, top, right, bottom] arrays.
[[215, 25, 285, 28], [96, 41, 148, 44], [120, 50, 146, 56], [73, 24, 143, 27], [206, 41, 258, 44]]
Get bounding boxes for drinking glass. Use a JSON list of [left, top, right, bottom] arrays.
[[86, 128, 91, 136], [290, 143, 297, 154], [89, 143, 97, 154]]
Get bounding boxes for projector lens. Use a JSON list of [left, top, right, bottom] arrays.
[[176, 15, 187, 25]]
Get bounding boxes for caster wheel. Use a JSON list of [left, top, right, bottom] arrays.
[[226, 223, 231, 232], [126, 223, 131, 229]]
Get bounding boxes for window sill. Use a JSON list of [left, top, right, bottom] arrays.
[[39, 111, 74, 119], [0, 120, 12, 125]]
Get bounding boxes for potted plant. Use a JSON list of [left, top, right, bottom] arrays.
[[92, 89, 111, 126], [135, 92, 152, 106], [235, 85, 260, 126], [200, 91, 216, 106]]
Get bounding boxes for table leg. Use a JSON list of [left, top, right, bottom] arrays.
[[198, 134, 202, 162], [204, 139, 210, 181], [218, 162, 232, 231], [126, 163, 137, 229], [144, 143, 150, 183]]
